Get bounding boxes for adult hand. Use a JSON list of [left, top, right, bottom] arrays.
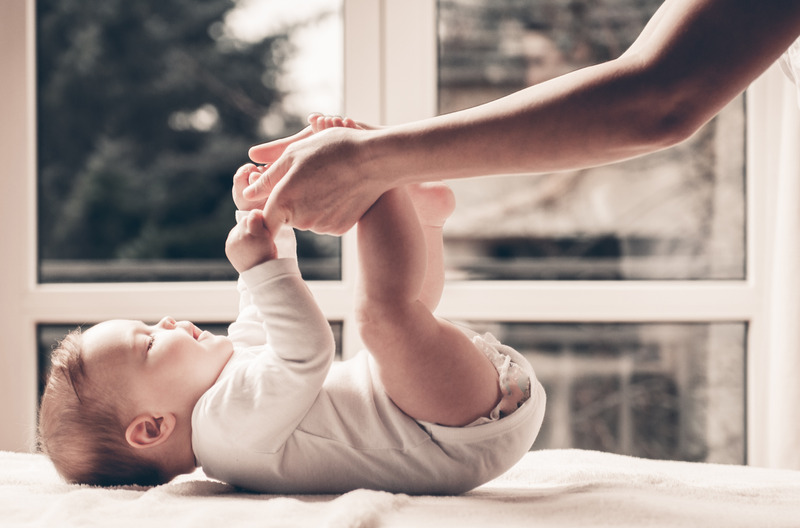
[[243, 126, 313, 203], [246, 124, 386, 236]]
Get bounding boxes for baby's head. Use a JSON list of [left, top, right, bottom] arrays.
[[38, 317, 233, 486]]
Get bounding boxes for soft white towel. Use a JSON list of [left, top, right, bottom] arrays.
[[2, 449, 798, 528]]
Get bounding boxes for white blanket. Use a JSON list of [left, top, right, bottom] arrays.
[[2, 449, 799, 528]]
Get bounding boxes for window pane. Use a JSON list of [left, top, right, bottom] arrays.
[[464, 321, 746, 464], [438, 0, 745, 280], [37, 321, 343, 400], [37, 0, 343, 282]]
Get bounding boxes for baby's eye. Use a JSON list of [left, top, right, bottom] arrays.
[[147, 335, 155, 352]]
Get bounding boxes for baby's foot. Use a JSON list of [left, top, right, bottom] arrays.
[[308, 113, 364, 133], [406, 182, 456, 228]]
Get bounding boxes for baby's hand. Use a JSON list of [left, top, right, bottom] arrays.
[[233, 163, 270, 211], [225, 209, 277, 272]]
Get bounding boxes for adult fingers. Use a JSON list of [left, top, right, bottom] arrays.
[[248, 163, 270, 185], [243, 159, 283, 201], [248, 126, 313, 163], [262, 186, 291, 241]]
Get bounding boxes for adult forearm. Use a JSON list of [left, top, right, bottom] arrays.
[[361, 0, 800, 185], [362, 61, 679, 184], [250, 0, 800, 237]]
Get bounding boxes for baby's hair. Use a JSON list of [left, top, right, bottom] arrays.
[[37, 329, 165, 486]]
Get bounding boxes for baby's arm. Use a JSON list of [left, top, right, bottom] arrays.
[[196, 255, 336, 458], [220, 198, 335, 450], [227, 221, 298, 343], [224, 207, 280, 347], [224, 195, 329, 366], [227, 163, 300, 346], [229, 251, 335, 451]]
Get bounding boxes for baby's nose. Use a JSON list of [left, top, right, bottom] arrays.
[[158, 316, 177, 329], [175, 320, 194, 333]]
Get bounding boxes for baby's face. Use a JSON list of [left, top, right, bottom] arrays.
[[81, 317, 234, 416]]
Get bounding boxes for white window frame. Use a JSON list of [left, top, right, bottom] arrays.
[[0, 0, 774, 465]]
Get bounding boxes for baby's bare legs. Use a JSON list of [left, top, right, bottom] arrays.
[[405, 182, 454, 312], [355, 186, 501, 427]]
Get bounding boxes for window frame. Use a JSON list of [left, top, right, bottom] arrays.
[[0, 0, 774, 464]]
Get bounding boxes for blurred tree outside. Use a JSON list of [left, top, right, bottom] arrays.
[[36, 0, 334, 281]]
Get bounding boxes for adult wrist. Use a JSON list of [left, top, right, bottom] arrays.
[[360, 126, 431, 189]]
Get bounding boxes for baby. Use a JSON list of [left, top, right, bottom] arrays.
[[38, 115, 546, 494]]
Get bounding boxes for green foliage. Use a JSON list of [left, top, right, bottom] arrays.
[[36, 0, 300, 262]]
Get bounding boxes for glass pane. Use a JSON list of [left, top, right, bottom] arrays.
[[37, 0, 343, 282], [438, 0, 745, 280], [37, 321, 343, 400], [463, 321, 746, 464]]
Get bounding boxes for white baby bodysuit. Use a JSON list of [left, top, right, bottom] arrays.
[[192, 226, 546, 495]]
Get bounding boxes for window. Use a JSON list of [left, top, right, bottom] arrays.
[[1, 0, 359, 452], [437, 0, 745, 281], [380, 0, 765, 465], [465, 321, 746, 462], [0, 0, 774, 466], [36, 0, 343, 282], [435, 0, 747, 463]]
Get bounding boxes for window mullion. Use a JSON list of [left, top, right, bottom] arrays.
[[0, 0, 37, 452], [436, 281, 756, 322], [744, 64, 787, 467], [340, 0, 384, 357], [383, 0, 437, 124], [27, 282, 353, 325]]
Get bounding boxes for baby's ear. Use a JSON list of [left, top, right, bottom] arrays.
[[125, 413, 176, 449]]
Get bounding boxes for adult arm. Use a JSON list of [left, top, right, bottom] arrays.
[[249, 0, 800, 235]]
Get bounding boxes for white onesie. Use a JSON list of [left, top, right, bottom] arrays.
[[192, 227, 546, 495]]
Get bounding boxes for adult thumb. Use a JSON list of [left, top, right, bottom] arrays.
[[263, 191, 291, 239], [248, 126, 314, 163], [243, 158, 282, 201]]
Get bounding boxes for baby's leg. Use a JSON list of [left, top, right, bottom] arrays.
[[355, 188, 501, 427], [405, 183, 455, 312]]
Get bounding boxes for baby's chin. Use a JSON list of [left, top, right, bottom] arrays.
[[201, 333, 235, 358]]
